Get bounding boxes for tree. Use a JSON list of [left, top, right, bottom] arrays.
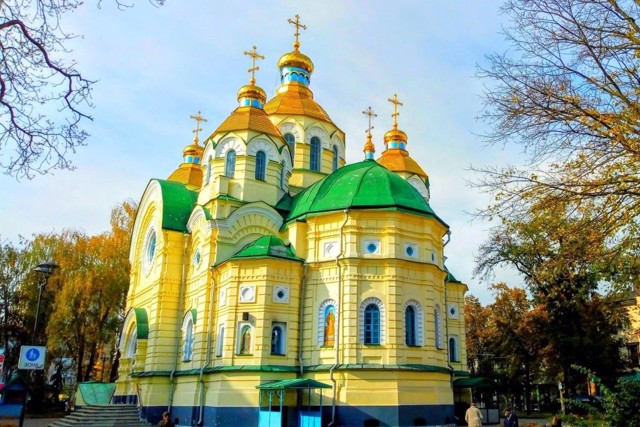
[[465, 295, 493, 376], [475, 0, 640, 251], [1, 1, 163, 179], [475, 202, 631, 391], [44, 200, 136, 382]]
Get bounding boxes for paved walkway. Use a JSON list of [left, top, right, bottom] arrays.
[[24, 418, 61, 427]]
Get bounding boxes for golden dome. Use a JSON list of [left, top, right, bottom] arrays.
[[182, 142, 203, 158], [364, 134, 375, 153], [384, 126, 408, 145], [278, 48, 314, 74], [214, 106, 282, 137], [237, 83, 267, 104], [377, 149, 428, 178], [264, 83, 333, 123]]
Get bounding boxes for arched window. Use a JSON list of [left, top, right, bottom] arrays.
[[225, 150, 236, 178], [271, 324, 286, 355], [182, 318, 194, 362], [310, 136, 321, 172], [216, 324, 225, 357], [255, 150, 266, 181], [284, 133, 295, 162], [332, 145, 339, 171], [449, 336, 459, 362], [435, 305, 443, 349], [364, 304, 380, 345], [125, 328, 137, 359], [405, 306, 416, 346]]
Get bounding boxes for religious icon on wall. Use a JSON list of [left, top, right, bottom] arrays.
[[240, 325, 252, 354], [324, 306, 335, 347]]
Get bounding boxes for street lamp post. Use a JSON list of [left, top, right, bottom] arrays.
[[18, 260, 58, 427], [32, 261, 59, 343]]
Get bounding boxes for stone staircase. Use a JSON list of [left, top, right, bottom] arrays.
[[48, 404, 151, 427]]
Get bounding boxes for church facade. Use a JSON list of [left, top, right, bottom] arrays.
[[114, 17, 470, 427]]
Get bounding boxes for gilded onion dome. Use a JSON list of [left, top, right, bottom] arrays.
[[377, 94, 428, 180], [168, 112, 206, 189], [213, 47, 281, 137], [364, 134, 376, 160], [264, 17, 335, 124]]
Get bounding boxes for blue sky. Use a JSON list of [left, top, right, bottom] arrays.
[[0, 1, 521, 304]]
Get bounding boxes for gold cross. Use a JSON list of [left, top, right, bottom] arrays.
[[189, 111, 208, 144], [287, 14, 307, 49], [388, 93, 404, 128], [362, 107, 377, 136], [243, 45, 265, 84]]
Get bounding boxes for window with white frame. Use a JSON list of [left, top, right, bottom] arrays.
[[310, 136, 321, 172], [360, 297, 385, 345], [255, 151, 266, 181], [332, 145, 339, 171], [182, 313, 195, 362], [225, 150, 236, 178], [284, 133, 295, 162]]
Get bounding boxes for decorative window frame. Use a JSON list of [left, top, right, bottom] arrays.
[[404, 243, 418, 259], [224, 150, 236, 178], [215, 137, 245, 158], [359, 297, 385, 345], [434, 304, 444, 349], [318, 299, 338, 346], [448, 303, 459, 319], [310, 136, 322, 172], [142, 226, 157, 275], [323, 241, 339, 258], [182, 312, 195, 362], [363, 239, 381, 255], [273, 285, 290, 304], [255, 150, 267, 181], [403, 299, 424, 346]]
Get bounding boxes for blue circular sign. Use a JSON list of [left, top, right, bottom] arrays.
[[26, 348, 40, 361]]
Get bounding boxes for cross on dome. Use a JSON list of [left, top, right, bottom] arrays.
[[244, 45, 265, 85], [362, 106, 377, 136], [388, 93, 403, 129], [287, 14, 307, 50], [189, 111, 208, 144]]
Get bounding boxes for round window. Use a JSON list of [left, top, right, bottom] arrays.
[[277, 290, 286, 299], [143, 228, 157, 272], [406, 246, 414, 256], [193, 249, 201, 267], [367, 243, 377, 254]]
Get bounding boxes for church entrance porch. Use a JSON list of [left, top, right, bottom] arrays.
[[256, 378, 331, 427]]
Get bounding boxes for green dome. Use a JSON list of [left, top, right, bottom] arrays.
[[284, 160, 447, 226]]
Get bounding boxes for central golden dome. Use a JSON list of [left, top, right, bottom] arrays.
[[278, 47, 314, 74], [384, 126, 408, 144], [237, 83, 267, 104]]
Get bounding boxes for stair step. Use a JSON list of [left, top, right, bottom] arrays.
[[48, 404, 151, 427]]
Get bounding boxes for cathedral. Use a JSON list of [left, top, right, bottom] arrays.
[[114, 16, 470, 427]]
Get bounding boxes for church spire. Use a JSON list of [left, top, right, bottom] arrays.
[[384, 93, 408, 150], [277, 15, 314, 88], [167, 110, 206, 188], [237, 45, 267, 108], [363, 106, 377, 160]]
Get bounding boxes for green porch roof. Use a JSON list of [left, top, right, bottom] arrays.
[[227, 235, 304, 263], [256, 378, 332, 390], [155, 179, 198, 232], [453, 376, 496, 389], [283, 160, 447, 227], [445, 266, 462, 284]]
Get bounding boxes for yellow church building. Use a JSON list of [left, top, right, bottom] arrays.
[[114, 16, 470, 427]]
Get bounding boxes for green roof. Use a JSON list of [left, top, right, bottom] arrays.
[[228, 235, 304, 263], [256, 378, 332, 390], [445, 265, 462, 283], [453, 377, 496, 389], [133, 308, 149, 339], [155, 179, 199, 232], [284, 160, 447, 227]]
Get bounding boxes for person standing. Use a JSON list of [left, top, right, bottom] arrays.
[[503, 408, 519, 427], [465, 402, 483, 427], [158, 411, 175, 427]]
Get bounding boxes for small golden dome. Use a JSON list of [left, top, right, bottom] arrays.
[[278, 48, 314, 74], [183, 142, 203, 157], [384, 126, 408, 144], [237, 83, 267, 104], [364, 134, 375, 153]]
